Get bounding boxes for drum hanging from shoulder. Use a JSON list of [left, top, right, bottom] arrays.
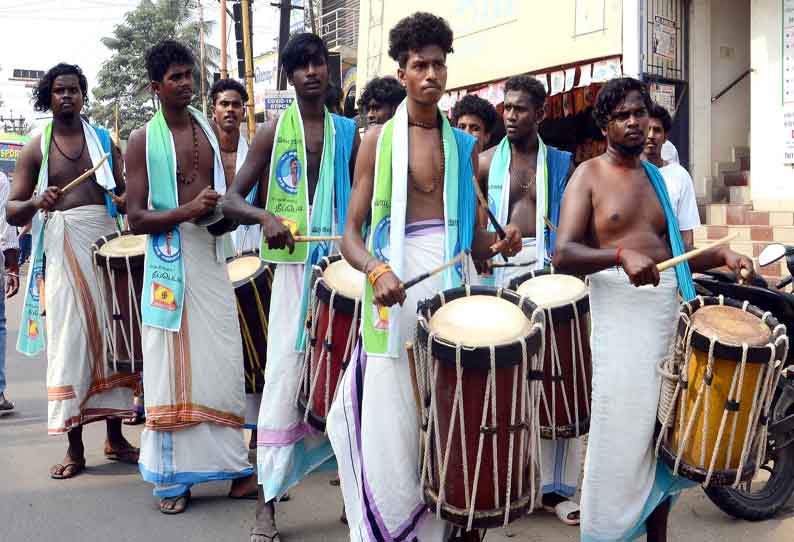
[[92, 231, 146, 373], [298, 255, 364, 432], [508, 269, 592, 439], [227, 251, 274, 395], [415, 285, 545, 530], [656, 295, 788, 487]]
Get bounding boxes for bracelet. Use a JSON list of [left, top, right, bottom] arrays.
[[6, 272, 17, 278], [615, 246, 624, 266], [363, 257, 377, 275], [368, 263, 392, 287]]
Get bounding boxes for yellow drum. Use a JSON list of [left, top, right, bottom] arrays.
[[656, 296, 788, 487]]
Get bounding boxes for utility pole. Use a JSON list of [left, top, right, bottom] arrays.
[[220, 0, 228, 79], [307, 0, 317, 35], [198, 0, 208, 115], [241, 0, 256, 141], [273, 1, 306, 90]]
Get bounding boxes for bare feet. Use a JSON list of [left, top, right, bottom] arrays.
[[251, 488, 280, 542], [229, 473, 259, 499], [104, 438, 140, 464], [159, 491, 191, 515]]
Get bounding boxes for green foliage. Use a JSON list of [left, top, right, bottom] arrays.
[[90, 0, 219, 139]]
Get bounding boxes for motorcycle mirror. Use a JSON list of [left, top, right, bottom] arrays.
[[759, 244, 787, 267]]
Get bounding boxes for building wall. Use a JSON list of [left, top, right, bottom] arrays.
[[751, 0, 790, 210], [710, 0, 751, 168], [357, 0, 624, 90]]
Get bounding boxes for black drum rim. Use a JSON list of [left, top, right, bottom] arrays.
[[313, 254, 361, 315], [507, 268, 590, 321], [679, 295, 785, 364], [657, 440, 758, 486], [92, 230, 146, 269], [416, 285, 543, 370], [422, 486, 532, 529], [227, 250, 272, 289], [540, 418, 590, 440]]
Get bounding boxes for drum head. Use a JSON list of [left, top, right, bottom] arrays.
[[227, 255, 262, 283], [691, 305, 771, 347], [516, 274, 586, 309], [323, 259, 364, 300], [97, 234, 147, 258], [428, 295, 532, 348]]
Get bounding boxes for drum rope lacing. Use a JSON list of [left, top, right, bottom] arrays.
[[655, 294, 789, 487], [237, 269, 271, 391], [415, 288, 545, 529]]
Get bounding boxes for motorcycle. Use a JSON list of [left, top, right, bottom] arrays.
[[693, 243, 794, 520]]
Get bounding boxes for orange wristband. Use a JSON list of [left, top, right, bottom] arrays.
[[368, 263, 392, 286]]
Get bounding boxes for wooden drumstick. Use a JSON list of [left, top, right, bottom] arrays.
[[656, 232, 739, 272], [490, 259, 537, 269], [471, 176, 508, 262], [543, 216, 558, 234], [402, 249, 470, 290], [294, 235, 342, 243], [60, 153, 110, 195], [405, 342, 422, 421]]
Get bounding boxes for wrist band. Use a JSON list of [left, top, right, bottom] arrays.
[[368, 263, 392, 287], [615, 246, 624, 266]]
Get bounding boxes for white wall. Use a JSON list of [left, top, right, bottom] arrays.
[[710, 0, 751, 167], [751, 0, 794, 210]]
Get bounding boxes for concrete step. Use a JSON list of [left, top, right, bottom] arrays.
[[723, 170, 750, 187], [693, 225, 794, 278], [698, 204, 794, 227], [729, 186, 752, 203]]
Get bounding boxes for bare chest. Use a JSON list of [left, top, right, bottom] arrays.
[[592, 174, 667, 236], [173, 128, 215, 204]]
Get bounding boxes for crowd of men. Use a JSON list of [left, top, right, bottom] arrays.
[[0, 10, 756, 542]]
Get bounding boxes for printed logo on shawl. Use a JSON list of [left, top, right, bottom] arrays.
[[27, 319, 39, 338], [152, 230, 181, 263], [278, 216, 299, 236], [151, 282, 177, 311], [488, 193, 496, 216], [29, 264, 44, 302], [372, 217, 391, 262], [372, 304, 389, 330], [453, 240, 465, 280], [276, 150, 301, 195]]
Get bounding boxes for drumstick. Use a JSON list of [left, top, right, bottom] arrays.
[[471, 176, 508, 262], [491, 259, 537, 269], [405, 342, 422, 421], [294, 235, 342, 243], [60, 153, 110, 195], [656, 232, 739, 272], [402, 249, 470, 290], [543, 217, 558, 234]]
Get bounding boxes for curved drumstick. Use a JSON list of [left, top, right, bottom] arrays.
[[60, 153, 110, 195], [656, 232, 739, 272], [402, 249, 470, 290], [294, 235, 342, 243]]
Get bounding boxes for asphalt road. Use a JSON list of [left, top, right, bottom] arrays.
[[1, 287, 793, 542]]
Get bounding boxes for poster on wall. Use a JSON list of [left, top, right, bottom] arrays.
[[650, 83, 676, 115], [783, 105, 794, 165], [784, 0, 794, 104], [653, 16, 677, 61]]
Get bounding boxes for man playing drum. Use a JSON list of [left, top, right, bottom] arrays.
[[553, 77, 753, 542], [476, 75, 579, 525], [8, 63, 138, 480], [222, 33, 359, 542], [125, 40, 255, 514], [326, 12, 520, 542]]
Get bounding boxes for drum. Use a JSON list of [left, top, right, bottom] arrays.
[[656, 295, 788, 487], [508, 270, 592, 439], [227, 251, 274, 395], [415, 286, 545, 529], [298, 255, 364, 432], [92, 231, 146, 373]]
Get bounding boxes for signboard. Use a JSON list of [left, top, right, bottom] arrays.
[[650, 82, 676, 115], [652, 15, 677, 61], [784, 0, 794, 104], [783, 105, 794, 165], [253, 51, 278, 115], [0, 134, 30, 178], [262, 90, 296, 122]]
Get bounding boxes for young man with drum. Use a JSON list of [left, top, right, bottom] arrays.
[[327, 12, 520, 542], [125, 40, 256, 514], [476, 75, 580, 525], [222, 33, 359, 542], [8, 63, 138, 480], [553, 77, 753, 542], [451, 93, 498, 155]]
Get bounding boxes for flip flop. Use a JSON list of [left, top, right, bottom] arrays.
[[160, 491, 191, 515], [50, 458, 86, 479], [543, 500, 580, 525]]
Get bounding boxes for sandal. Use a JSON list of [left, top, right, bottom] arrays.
[[104, 441, 140, 464], [160, 491, 191, 515], [50, 458, 86, 479], [543, 500, 580, 525]]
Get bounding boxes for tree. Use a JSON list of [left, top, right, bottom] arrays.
[[91, 0, 219, 139]]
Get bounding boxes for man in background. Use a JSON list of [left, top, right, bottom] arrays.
[[451, 93, 498, 154], [357, 76, 406, 129], [0, 170, 19, 415]]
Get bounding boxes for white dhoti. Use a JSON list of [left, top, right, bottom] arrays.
[[256, 262, 335, 501], [139, 223, 252, 497], [45, 205, 138, 434], [498, 238, 584, 499], [580, 268, 682, 541], [328, 224, 450, 542]]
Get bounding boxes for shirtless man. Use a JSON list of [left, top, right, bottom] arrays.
[[327, 12, 519, 542], [222, 33, 359, 542], [8, 63, 137, 479], [357, 76, 405, 129], [126, 40, 254, 514], [451, 93, 497, 154], [476, 75, 579, 525], [642, 102, 700, 248], [553, 77, 753, 542]]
